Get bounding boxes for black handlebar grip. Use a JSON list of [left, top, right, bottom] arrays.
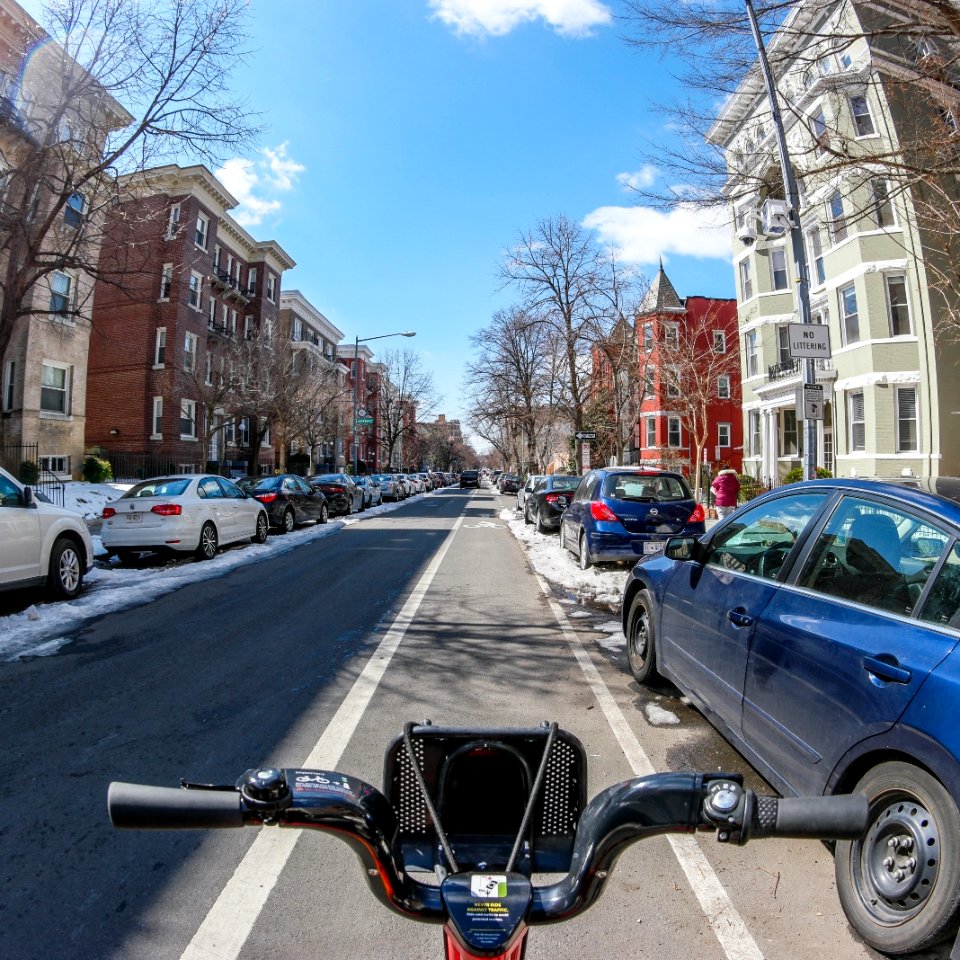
[[751, 793, 868, 840], [109, 782, 244, 829]]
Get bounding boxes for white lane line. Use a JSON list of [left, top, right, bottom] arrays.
[[534, 572, 766, 960], [180, 513, 467, 960]]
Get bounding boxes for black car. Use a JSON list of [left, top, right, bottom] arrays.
[[308, 473, 364, 515], [524, 475, 581, 532], [459, 469, 480, 488], [499, 473, 521, 494], [237, 474, 329, 531]]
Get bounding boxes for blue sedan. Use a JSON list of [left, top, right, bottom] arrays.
[[560, 467, 705, 569], [621, 477, 960, 956]]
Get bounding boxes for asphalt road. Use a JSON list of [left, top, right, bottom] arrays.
[[0, 485, 908, 959]]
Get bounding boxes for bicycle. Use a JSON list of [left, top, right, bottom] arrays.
[[109, 721, 868, 960]]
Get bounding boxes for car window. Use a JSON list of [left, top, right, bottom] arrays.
[[282, 477, 297, 492], [918, 542, 960, 630], [0, 474, 22, 506], [217, 478, 247, 499], [796, 496, 951, 617], [551, 477, 580, 492], [708, 492, 828, 580], [296, 478, 312, 494], [573, 473, 596, 502], [603, 474, 690, 501], [123, 478, 190, 498], [197, 477, 225, 499]]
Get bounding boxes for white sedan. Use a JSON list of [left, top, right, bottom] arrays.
[[101, 475, 269, 563]]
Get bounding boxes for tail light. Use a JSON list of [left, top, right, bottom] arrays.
[[151, 503, 182, 516], [256, 492, 278, 504], [102, 506, 116, 519], [589, 501, 619, 522], [545, 493, 561, 504], [687, 503, 706, 523]]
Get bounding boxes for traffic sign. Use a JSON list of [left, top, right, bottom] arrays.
[[787, 322, 831, 359], [795, 383, 824, 421], [355, 416, 374, 425], [575, 431, 597, 441]]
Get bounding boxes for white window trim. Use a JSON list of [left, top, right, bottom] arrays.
[[180, 398, 198, 440], [769, 248, 789, 291], [188, 270, 203, 311], [183, 332, 198, 373], [713, 330, 727, 354], [195, 212, 209, 250], [3, 358, 15, 411], [718, 374, 731, 399], [151, 396, 163, 439], [895, 385, 919, 454], [667, 415, 682, 447], [266, 274, 276, 303], [884, 273, 913, 338], [159, 263, 173, 302], [153, 327, 166, 369], [166, 203, 181, 240], [718, 423, 732, 447], [39, 360, 71, 417]]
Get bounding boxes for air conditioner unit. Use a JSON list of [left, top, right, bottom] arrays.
[[761, 199, 792, 237]]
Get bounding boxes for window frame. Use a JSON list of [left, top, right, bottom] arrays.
[[40, 361, 70, 415], [718, 422, 732, 448], [49, 271, 73, 316], [885, 274, 912, 337], [849, 94, 876, 136], [770, 247, 789, 291], [744, 330, 759, 378], [645, 417, 657, 448], [63, 191, 84, 228], [667, 416, 682, 448], [739, 257, 753, 300], [159, 263, 173, 301], [839, 282, 860, 345], [3, 358, 15, 411], [195, 212, 209, 250], [896, 386, 919, 453], [717, 374, 731, 399], [183, 332, 198, 373], [166, 203, 181, 239], [154, 327, 166, 367], [849, 391, 866, 451], [179, 398, 197, 439], [188, 270, 203, 310], [828, 192, 847, 243], [151, 396, 163, 439], [713, 330, 727, 354]]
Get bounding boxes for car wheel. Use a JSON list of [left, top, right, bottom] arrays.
[[536, 509, 548, 535], [524, 504, 532, 525], [559, 523, 566, 552], [578, 533, 592, 570], [835, 762, 960, 955], [282, 508, 295, 533], [319, 503, 329, 524], [196, 522, 218, 561], [47, 536, 83, 600], [254, 512, 269, 543], [626, 590, 660, 684]]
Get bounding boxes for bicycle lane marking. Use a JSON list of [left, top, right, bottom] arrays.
[[179, 512, 468, 960], [533, 570, 766, 960]]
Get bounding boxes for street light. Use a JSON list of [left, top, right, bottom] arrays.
[[351, 330, 416, 476]]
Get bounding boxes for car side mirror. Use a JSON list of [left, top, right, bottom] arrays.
[[22, 485, 34, 508], [665, 536, 702, 562]]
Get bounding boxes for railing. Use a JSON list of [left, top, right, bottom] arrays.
[[37, 465, 65, 507], [0, 443, 65, 505], [767, 357, 834, 382], [210, 269, 252, 303]]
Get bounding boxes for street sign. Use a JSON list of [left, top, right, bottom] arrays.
[[355, 416, 374, 425], [787, 322, 831, 359], [575, 431, 597, 441], [581, 445, 591, 471], [795, 383, 824, 421]]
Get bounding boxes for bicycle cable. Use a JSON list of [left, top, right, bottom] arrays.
[[506, 720, 558, 873]]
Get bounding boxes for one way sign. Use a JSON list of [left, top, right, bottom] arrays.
[[575, 431, 597, 441]]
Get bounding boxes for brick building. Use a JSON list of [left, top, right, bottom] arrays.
[[86, 164, 294, 476]]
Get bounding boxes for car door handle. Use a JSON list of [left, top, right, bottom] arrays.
[[863, 655, 912, 685], [727, 608, 754, 627]]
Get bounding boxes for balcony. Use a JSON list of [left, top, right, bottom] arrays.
[[767, 357, 834, 382], [210, 269, 251, 305], [207, 320, 235, 340]]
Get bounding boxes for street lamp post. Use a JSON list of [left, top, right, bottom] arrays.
[[351, 331, 416, 476]]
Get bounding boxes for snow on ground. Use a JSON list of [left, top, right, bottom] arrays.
[[644, 702, 681, 726]]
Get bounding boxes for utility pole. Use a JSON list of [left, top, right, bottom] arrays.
[[745, 0, 819, 480]]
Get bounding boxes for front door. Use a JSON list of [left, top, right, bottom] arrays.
[[0, 475, 41, 586]]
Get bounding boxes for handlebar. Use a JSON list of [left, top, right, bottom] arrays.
[[109, 768, 867, 926]]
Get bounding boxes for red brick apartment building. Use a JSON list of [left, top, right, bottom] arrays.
[[86, 165, 295, 475]]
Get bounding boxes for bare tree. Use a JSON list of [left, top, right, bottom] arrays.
[[375, 348, 439, 470]]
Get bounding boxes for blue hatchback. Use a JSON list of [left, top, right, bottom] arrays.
[[560, 467, 705, 569], [621, 477, 960, 956]]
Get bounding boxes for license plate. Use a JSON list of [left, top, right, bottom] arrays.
[[643, 540, 665, 555], [125, 512, 143, 523]]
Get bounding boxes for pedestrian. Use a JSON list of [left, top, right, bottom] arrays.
[[711, 463, 741, 519]]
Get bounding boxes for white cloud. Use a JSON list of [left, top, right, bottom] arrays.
[[428, 0, 612, 37], [582, 202, 732, 265], [616, 165, 658, 192], [216, 142, 305, 228]]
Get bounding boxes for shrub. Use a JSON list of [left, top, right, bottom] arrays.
[[737, 474, 767, 502], [18, 460, 39, 485], [82, 455, 113, 483], [783, 466, 833, 484]]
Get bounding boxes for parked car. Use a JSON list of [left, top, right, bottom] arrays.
[[372, 474, 401, 502], [524, 475, 581, 533], [308, 473, 364, 515], [0, 465, 94, 600], [393, 474, 414, 498], [459, 469, 480, 489], [101, 475, 269, 562], [517, 474, 545, 512], [621, 477, 960, 956], [237, 474, 329, 531], [355, 476, 382, 508], [499, 473, 521, 494], [560, 468, 705, 570]]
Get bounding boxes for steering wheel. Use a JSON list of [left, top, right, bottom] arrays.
[[757, 545, 791, 579]]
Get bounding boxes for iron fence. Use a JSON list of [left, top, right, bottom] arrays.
[[0, 442, 65, 506]]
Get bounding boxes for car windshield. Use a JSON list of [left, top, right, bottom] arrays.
[[238, 477, 279, 492], [121, 478, 191, 498], [602, 474, 690, 502], [549, 477, 580, 492], [314, 475, 342, 483]]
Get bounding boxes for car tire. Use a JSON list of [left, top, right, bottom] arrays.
[[196, 522, 218, 561], [835, 762, 960, 955], [626, 589, 660, 684], [254, 512, 269, 543], [559, 523, 566, 552], [578, 533, 592, 570], [113, 549, 137, 566], [524, 502, 532, 524], [536, 509, 548, 535], [282, 508, 295, 533], [319, 503, 329, 524], [47, 536, 84, 600]]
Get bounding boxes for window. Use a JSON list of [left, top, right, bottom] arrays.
[[812, 108, 829, 153], [152, 397, 163, 438], [642, 322, 653, 352], [666, 366, 681, 398], [643, 366, 655, 398], [166, 203, 181, 239], [840, 282, 860, 344], [884, 275, 911, 336], [872, 179, 895, 228], [849, 391, 865, 450], [739, 258, 753, 300], [159, 263, 173, 300], [896, 386, 918, 452], [195, 212, 209, 249], [849, 95, 875, 136], [3, 358, 15, 411], [183, 332, 198, 373], [229, 308, 237, 336], [828, 192, 847, 242], [244, 315, 253, 339], [64, 192, 84, 228], [645, 417, 657, 448], [665, 322, 679, 347], [713, 330, 727, 353], [180, 399, 197, 438], [223, 419, 235, 445], [213, 245, 221, 269], [208, 298, 217, 328], [293, 317, 303, 341], [744, 330, 758, 377], [749, 410, 761, 457], [718, 423, 731, 447], [777, 325, 792, 367], [806, 226, 825, 285], [247, 267, 257, 295], [40, 362, 69, 413], [238, 417, 250, 447], [717, 375, 731, 399], [50, 271, 72, 314], [782, 409, 799, 456], [919, 543, 960, 630], [204, 353, 213, 386], [667, 416, 681, 448], [939, 107, 959, 136], [40, 455, 69, 475], [770, 248, 788, 290], [266, 274, 276, 302], [188, 270, 203, 310], [154, 327, 166, 367]]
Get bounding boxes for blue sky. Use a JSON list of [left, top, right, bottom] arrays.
[[29, 0, 737, 432]]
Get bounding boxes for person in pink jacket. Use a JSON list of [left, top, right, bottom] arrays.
[[711, 464, 741, 519]]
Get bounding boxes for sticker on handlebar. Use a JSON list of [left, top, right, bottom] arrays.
[[290, 771, 357, 798]]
